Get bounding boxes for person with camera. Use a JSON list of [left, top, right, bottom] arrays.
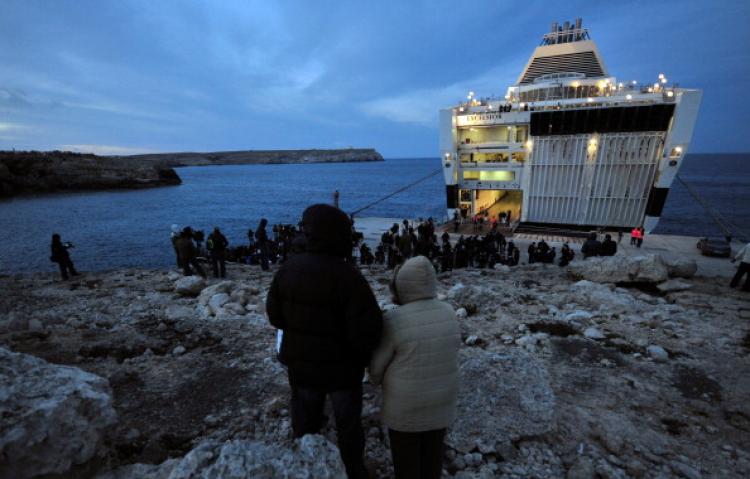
[[50, 234, 79, 280]]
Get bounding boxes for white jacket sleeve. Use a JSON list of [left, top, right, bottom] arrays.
[[735, 244, 748, 262]]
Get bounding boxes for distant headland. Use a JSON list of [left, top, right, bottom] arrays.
[[0, 148, 383, 197], [124, 148, 384, 167]]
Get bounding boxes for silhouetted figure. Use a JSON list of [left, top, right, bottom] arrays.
[[175, 227, 207, 277], [333, 190, 340, 208], [581, 233, 602, 259], [171, 224, 181, 267], [600, 234, 617, 256], [528, 242, 536, 263], [256, 219, 270, 271], [50, 234, 78, 280], [207, 227, 229, 278], [730, 241, 750, 292], [637, 227, 645, 248], [559, 243, 575, 267]]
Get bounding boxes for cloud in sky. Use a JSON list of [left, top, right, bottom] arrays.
[[0, 0, 748, 157]]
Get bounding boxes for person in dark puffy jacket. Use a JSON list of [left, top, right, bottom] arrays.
[[50, 234, 78, 280], [266, 204, 383, 479], [581, 233, 602, 259]]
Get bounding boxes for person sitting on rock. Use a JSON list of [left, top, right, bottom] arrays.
[[600, 234, 617, 256], [175, 227, 206, 278], [50, 234, 78, 280], [581, 233, 602, 259], [369, 256, 461, 479], [266, 204, 382, 479]]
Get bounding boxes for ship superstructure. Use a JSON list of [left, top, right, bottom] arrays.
[[439, 18, 702, 232]]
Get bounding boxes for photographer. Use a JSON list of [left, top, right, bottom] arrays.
[[50, 234, 78, 280]]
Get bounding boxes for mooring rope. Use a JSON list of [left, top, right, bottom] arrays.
[[349, 167, 443, 218], [675, 174, 748, 241]]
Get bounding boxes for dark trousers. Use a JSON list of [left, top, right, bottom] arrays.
[[290, 384, 366, 479], [56, 258, 77, 280], [210, 251, 226, 278], [388, 428, 446, 479], [181, 258, 206, 278], [259, 243, 270, 271], [637, 238, 643, 248], [730, 262, 750, 291]]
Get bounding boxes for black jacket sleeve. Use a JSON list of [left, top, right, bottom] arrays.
[[343, 268, 383, 365], [266, 272, 286, 330]]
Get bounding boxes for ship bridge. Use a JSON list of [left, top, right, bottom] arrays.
[[439, 18, 702, 232]]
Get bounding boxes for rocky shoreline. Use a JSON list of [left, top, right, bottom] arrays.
[[122, 148, 384, 167], [0, 151, 182, 197], [1, 255, 749, 478]]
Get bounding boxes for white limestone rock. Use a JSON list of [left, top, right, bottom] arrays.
[[584, 327, 606, 340], [208, 293, 230, 316], [565, 310, 594, 321], [647, 345, 669, 362], [448, 348, 554, 453], [174, 276, 206, 296], [663, 257, 698, 279], [97, 434, 346, 479], [197, 281, 235, 306], [164, 305, 193, 322], [657, 279, 693, 293], [0, 347, 117, 478], [568, 255, 669, 284]]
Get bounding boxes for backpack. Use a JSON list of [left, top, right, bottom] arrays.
[[206, 237, 215, 251]]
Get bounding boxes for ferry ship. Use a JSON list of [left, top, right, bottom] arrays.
[[439, 18, 702, 232]]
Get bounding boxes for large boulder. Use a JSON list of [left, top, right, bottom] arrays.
[[96, 434, 345, 479], [198, 280, 236, 306], [174, 276, 206, 296], [663, 257, 698, 279], [0, 347, 117, 478], [448, 348, 555, 453], [568, 255, 668, 284]]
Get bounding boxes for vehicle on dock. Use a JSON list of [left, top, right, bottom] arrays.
[[696, 237, 731, 257]]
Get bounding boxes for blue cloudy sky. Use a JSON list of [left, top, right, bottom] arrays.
[[1, 0, 748, 157]]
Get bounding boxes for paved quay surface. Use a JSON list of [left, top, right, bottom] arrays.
[[356, 217, 743, 279]]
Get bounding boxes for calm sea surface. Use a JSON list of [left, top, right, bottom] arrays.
[[0, 155, 747, 273]]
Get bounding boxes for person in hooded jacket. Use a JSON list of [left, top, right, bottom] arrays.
[[50, 234, 78, 280], [207, 227, 229, 278], [170, 224, 181, 267], [266, 204, 383, 479], [369, 255, 461, 479], [175, 227, 206, 278]]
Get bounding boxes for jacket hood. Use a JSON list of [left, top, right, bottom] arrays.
[[393, 255, 437, 304], [301, 204, 352, 257]]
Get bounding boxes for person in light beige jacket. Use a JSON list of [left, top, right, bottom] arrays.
[[369, 255, 461, 479]]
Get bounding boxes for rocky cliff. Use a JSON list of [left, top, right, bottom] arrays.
[[0, 151, 181, 197], [124, 148, 384, 167], [1, 257, 749, 478]]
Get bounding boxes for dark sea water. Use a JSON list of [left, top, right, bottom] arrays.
[[0, 155, 747, 274]]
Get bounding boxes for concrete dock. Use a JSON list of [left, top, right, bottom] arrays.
[[355, 217, 744, 280]]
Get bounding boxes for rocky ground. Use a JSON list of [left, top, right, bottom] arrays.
[[1, 255, 749, 478]]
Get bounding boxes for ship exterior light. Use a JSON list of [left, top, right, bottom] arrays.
[[525, 140, 533, 151], [571, 81, 580, 88], [661, 77, 668, 84], [587, 97, 594, 102], [658, 73, 665, 79], [626, 94, 633, 100], [632, 80, 637, 85], [675, 146, 683, 153]]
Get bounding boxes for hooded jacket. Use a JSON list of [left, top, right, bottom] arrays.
[[369, 255, 460, 432], [266, 204, 382, 391]]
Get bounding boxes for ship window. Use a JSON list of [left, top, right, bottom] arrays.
[[463, 170, 515, 182]]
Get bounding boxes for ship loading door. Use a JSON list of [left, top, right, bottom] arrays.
[[526, 133, 665, 227]]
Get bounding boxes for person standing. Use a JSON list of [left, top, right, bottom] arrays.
[[256, 218, 270, 271], [630, 227, 638, 246], [50, 234, 78, 280], [637, 227, 645, 248], [171, 224, 182, 267], [206, 227, 229, 278], [175, 227, 206, 277], [730, 241, 750, 292], [266, 204, 382, 479], [369, 256, 460, 479], [334, 189, 340, 208]]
